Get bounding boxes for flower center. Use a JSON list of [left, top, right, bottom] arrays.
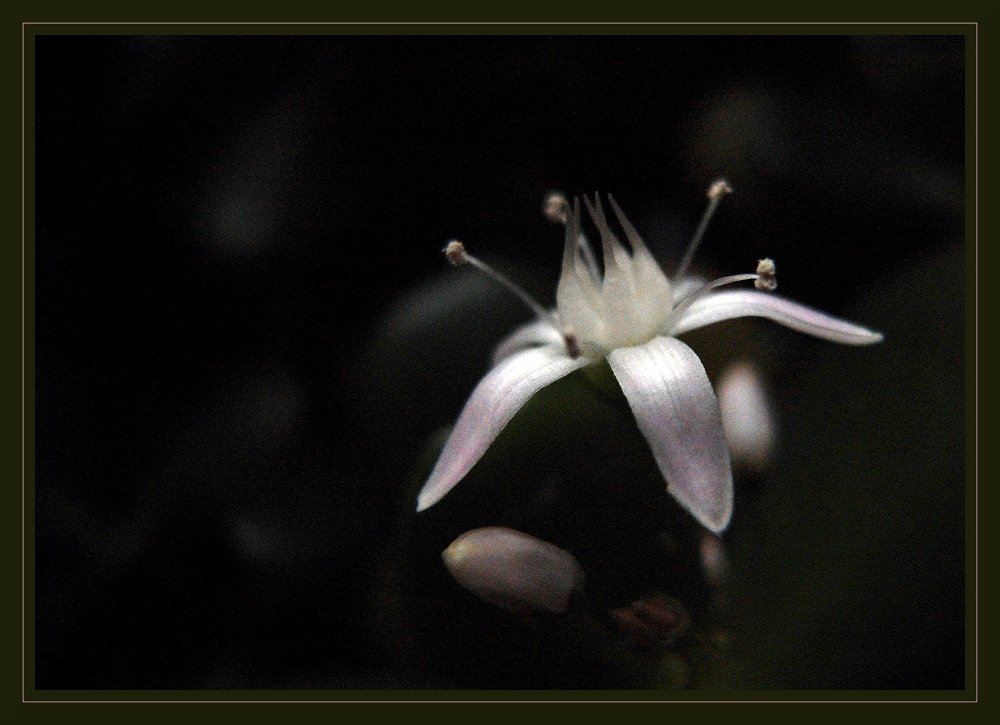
[[443, 182, 777, 361]]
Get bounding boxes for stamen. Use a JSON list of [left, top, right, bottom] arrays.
[[670, 270, 771, 320], [674, 178, 733, 283], [754, 258, 777, 291], [442, 239, 555, 324], [700, 272, 762, 292]]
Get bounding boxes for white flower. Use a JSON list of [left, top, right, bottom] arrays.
[[416, 182, 883, 534]]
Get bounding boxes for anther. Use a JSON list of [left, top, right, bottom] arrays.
[[754, 258, 777, 291], [708, 179, 733, 200], [445, 239, 469, 266], [543, 191, 570, 225]]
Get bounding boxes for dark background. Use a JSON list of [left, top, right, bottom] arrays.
[[33, 34, 966, 690]]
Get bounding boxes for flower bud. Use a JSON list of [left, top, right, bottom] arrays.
[[442, 527, 585, 614], [699, 530, 729, 587], [717, 361, 775, 471], [609, 592, 690, 650]]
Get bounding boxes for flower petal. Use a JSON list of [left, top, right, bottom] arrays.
[[672, 289, 884, 344], [491, 318, 566, 365], [416, 346, 591, 512], [607, 336, 733, 534]]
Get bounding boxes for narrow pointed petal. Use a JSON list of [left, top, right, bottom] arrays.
[[607, 194, 650, 256], [575, 231, 601, 285], [584, 194, 630, 271], [607, 336, 733, 534], [672, 289, 884, 344], [607, 194, 675, 325], [417, 346, 591, 512], [561, 198, 583, 275], [492, 318, 566, 365]]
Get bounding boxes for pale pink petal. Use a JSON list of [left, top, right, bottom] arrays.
[[416, 346, 591, 512], [607, 336, 733, 534], [491, 318, 566, 365], [672, 289, 884, 344]]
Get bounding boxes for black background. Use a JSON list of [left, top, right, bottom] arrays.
[[33, 34, 966, 690]]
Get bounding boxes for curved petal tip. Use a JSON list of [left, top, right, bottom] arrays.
[[416, 345, 590, 512], [675, 289, 884, 346], [608, 336, 734, 534]]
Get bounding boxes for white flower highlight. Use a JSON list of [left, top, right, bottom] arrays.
[[416, 182, 883, 533], [717, 361, 776, 472]]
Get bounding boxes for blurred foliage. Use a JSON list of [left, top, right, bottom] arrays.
[[728, 244, 965, 689]]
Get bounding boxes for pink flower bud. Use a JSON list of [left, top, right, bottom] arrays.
[[442, 527, 585, 614]]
